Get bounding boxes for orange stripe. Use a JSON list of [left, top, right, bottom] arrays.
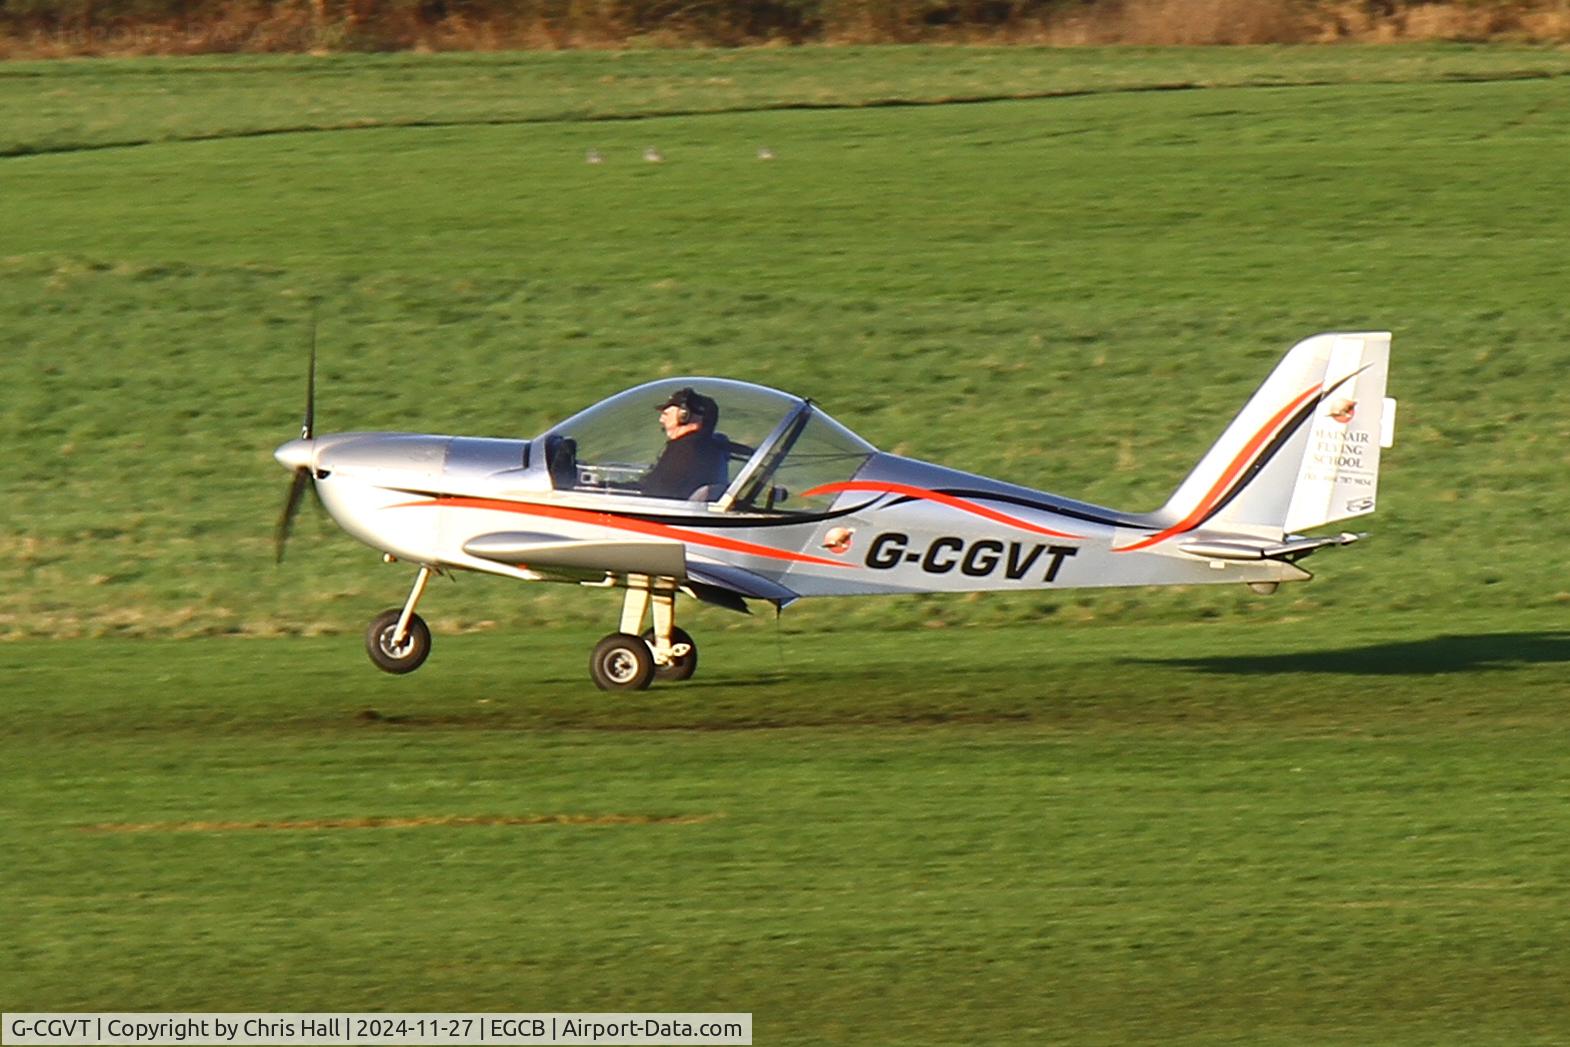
[[800, 481, 1082, 540], [1114, 383, 1321, 553], [391, 496, 856, 569]]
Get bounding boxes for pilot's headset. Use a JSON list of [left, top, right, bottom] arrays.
[[673, 389, 695, 425], [665, 388, 714, 428]]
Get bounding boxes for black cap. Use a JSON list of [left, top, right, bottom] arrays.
[[656, 387, 717, 428], [656, 387, 698, 411]]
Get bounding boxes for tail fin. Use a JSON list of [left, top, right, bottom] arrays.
[[1157, 332, 1394, 538]]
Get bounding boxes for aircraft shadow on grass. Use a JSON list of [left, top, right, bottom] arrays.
[[1126, 632, 1570, 676]]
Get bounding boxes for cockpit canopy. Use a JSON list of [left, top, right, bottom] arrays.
[[538, 377, 876, 512]]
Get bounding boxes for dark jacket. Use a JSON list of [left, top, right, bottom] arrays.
[[641, 431, 729, 500]]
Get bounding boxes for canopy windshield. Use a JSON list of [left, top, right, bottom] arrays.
[[538, 378, 876, 511]]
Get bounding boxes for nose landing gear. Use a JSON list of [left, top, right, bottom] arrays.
[[365, 566, 434, 674]]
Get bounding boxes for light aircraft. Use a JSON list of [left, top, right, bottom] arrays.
[[274, 332, 1394, 691]]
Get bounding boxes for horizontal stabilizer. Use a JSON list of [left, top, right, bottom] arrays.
[[1178, 532, 1362, 562], [464, 532, 686, 577]]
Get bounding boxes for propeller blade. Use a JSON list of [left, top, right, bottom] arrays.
[[302, 314, 317, 440], [275, 467, 311, 564]]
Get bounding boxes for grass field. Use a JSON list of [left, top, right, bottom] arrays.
[[4, 46, 1570, 639], [6, 613, 1570, 1042], [4, 44, 1570, 1043]]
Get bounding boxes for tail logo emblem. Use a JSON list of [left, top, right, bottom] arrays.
[[1328, 398, 1357, 424]]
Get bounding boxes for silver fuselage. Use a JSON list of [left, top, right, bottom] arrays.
[[273, 430, 1311, 599]]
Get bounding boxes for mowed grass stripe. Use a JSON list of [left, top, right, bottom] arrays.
[[82, 813, 723, 832], [6, 67, 1568, 159], [5, 43, 1570, 156]]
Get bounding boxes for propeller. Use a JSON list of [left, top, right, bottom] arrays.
[[274, 320, 318, 564]]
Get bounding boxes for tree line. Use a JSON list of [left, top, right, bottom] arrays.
[[1, 0, 1562, 51], [4, 0, 1053, 44]]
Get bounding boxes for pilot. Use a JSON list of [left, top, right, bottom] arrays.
[[641, 388, 729, 500]]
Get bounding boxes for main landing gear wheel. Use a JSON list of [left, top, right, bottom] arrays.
[[642, 626, 698, 682], [590, 632, 656, 692], [365, 608, 431, 674]]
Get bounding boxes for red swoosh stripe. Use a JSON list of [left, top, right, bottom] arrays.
[[801, 481, 1082, 539], [391, 496, 856, 569], [1114, 382, 1322, 553]]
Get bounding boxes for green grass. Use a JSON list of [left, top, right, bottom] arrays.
[[4, 47, 1570, 639], [5, 612, 1570, 1043], [5, 46, 1570, 1043]]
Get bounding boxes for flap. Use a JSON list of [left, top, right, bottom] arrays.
[[686, 561, 799, 607]]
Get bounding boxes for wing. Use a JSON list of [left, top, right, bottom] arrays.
[[462, 531, 800, 614], [464, 531, 686, 577]]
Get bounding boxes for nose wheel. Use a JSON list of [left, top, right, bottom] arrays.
[[589, 577, 698, 691], [365, 566, 434, 675], [366, 608, 431, 674]]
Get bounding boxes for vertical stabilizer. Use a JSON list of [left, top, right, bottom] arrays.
[[1156, 332, 1393, 538]]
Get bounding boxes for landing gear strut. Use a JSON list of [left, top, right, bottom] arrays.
[[589, 575, 698, 691], [642, 626, 697, 681], [366, 566, 433, 674]]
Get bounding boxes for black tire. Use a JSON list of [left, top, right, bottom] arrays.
[[590, 632, 655, 692], [641, 626, 698, 682], [365, 608, 431, 675]]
